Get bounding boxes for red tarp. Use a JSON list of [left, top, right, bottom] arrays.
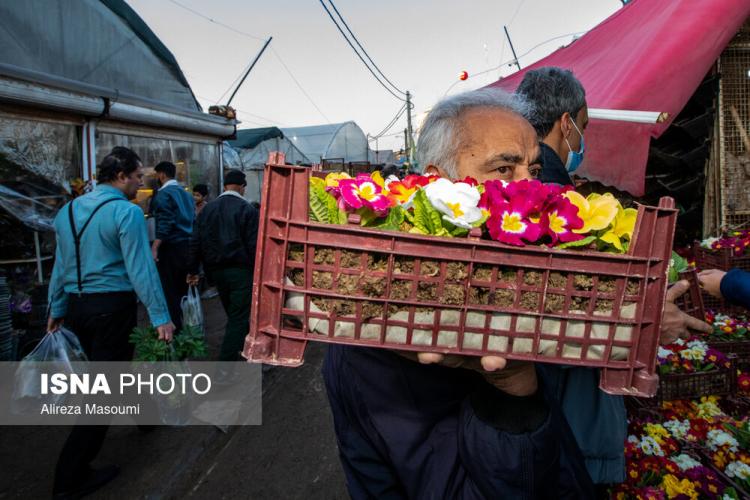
[[489, 0, 750, 196]]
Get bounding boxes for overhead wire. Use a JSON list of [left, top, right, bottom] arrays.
[[318, 0, 406, 102], [326, 0, 406, 96], [162, 0, 331, 123], [369, 103, 407, 140]]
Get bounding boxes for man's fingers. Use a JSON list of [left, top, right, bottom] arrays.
[[480, 356, 507, 372], [684, 314, 713, 334], [417, 352, 444, 365], [665, 280, 690, 303]]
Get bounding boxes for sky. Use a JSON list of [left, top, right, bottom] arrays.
[[126, 0, 621, 151]]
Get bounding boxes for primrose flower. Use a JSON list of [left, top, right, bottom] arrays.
[[422, 178, 483, 229], [600, 206, 638, 251], [670, 454, 702, 471], [387, 174, 433, 207], [726, 461, 750, 481], [501, 179, 549, 217], [639, 436, 664, 456], [707, 429, 739, 452], [324, 172, 351, 195], [487, 201, 543, 246], [541, 196, 584, 244], [563, 191, 619, 234], [338, 174, 392, 213]]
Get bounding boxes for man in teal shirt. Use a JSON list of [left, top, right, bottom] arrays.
[[47, 146, 174, 499]]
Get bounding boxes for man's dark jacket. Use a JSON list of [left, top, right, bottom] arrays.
[[539, 142, 573, 186], [323, 345, 595, 499], [188, 192, 259, 273], [152, 182, 194, 243], [721, 268, 750, 309]]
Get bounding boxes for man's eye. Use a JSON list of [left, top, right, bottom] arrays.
[[530, 168, 542, 178], [495, 166, 511, 174]]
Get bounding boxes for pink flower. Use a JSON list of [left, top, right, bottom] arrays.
[[502, 179, 549, 217], [338, 174, 392, 213], [487, 201, 543, 246], [541, 196, 584, 244]]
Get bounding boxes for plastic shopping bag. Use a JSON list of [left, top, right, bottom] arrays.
[[11, 327, 88, 413], [180, 285, 204, 332]]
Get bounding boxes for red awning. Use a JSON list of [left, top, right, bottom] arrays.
[[489, 0, 750, 195]]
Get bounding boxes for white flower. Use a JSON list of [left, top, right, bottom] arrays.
[[670, 453, 702, 471], [664, 419, 690, 440], [627, 435, 639, 444], [658, 346, 674, 359], [639, 436, 664, 456], [707, 429, 739, 452], [423, 178, 483, 229], [701, 237, 720, 249], [726, 461, 750, 480]]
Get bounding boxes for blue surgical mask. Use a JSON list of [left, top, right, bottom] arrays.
[[564, 119, 585, 173]]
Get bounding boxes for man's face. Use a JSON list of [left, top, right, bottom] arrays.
[[564, 105, 589, 153], [428, 108, 542, 183], [122, 164, 144, 200]]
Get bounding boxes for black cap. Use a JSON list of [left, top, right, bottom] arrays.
[[223, 169, 247, 187]]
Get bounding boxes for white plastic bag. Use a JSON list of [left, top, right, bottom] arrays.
[[11, 327, 88, 413], [181, 285, 204, 332]]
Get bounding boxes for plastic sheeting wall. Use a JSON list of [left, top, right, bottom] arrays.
[[0, 0, 199, 111], [281, 122, 368, 163]]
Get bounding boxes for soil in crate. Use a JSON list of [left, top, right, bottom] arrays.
[[284, 245, 641, 361]]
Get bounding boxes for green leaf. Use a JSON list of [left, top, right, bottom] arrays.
[[411, 189, 446, 235], [374, 206, 405, 231], [356, 208, 380, 227], [667, 251, 689, 283], [557, 235, 597, 250], [309, 180, 332, 223]]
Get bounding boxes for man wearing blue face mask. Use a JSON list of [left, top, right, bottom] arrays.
[[516, 67, 587, 186]]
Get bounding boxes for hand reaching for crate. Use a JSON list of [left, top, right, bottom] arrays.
[[660, 279, 712, 344], [697, 269, 726, 299]]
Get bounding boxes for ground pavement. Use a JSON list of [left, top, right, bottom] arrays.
[[0, 296, 348, 499]]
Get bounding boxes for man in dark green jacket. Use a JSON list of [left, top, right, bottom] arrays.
[[188, 170, 259, 361]]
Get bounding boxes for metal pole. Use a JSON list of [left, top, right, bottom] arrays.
[[227, 36, 273, 106], [406, 91, 414, 165], [33, 231, 43, 284], [503, 26, 522, 71]]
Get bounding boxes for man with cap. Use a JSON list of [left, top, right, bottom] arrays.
[[187, 170, 259, 361]]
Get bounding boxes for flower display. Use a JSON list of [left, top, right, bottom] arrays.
[[700, 230, 750, 257], [704, 311, 750, 342], [308, 170, 636, 253], [657, 338, 731, 374]]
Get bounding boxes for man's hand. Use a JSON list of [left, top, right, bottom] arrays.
[[156, 322, 176, 342], [151, 239, 162, 262], [660, 280, 712, 344], [401, 352, 537, 397], [47, 317, 64, 333], [186, 274, 200, 286], [698, 269, 726, 299]]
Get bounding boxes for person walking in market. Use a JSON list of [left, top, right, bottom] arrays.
[[323, 88, 595, 499], [188, 169, 259, 361], [47, 146, 174, 499], [515, 66, 713, 493], [192, 183, 209, 217], [150, 160, 194, 332]]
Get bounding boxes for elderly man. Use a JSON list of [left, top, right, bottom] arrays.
[[322, 88, 594, 499], [516, 66, 712, 491]]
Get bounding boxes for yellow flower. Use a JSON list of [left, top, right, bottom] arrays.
[[644, 423, 670, 444], [662, 474, 698, 500], [599, 206, 638, 252], [563, 191, 619, 234], [371, 170, 386, 189], [325, 172, 350, 189]]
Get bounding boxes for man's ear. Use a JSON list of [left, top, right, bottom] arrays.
[[424, 164, 446, 178], [559, 111, 572, 138]]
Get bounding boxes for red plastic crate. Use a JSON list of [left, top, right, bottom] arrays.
[[695, 244, 750, 273], [673, 269, 705, 321], [246, 164, 679, 397]]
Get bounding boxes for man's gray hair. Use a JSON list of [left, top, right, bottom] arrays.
[[515, 67, 586, 139], [417, 88, 532, 178]]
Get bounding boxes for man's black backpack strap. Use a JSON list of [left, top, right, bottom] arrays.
[[67, 197, 125, 294]]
